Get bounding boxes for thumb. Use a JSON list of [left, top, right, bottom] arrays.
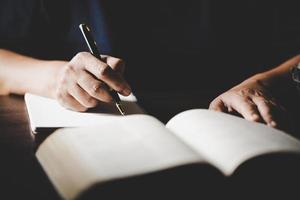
[[209, 98, 227, 112]]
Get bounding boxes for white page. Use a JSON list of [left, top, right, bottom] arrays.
[[166, 109, 300, 176], [36, 115, 201, 200], [24, 93, 145, 133]]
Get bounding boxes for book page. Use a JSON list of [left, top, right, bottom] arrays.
[[166, 109, 300, 176], [25, 93, 145, 133], [36, 115, 201, 200]]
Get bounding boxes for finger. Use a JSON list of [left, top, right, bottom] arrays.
[[101, 55, 125, 74], [78, 53, 131, 95], [252, 96, 277, 127], [68, 84, 98, 108], [77, 71, 113, 103], [209, 98, 227, 112], [57, 92, 87, 112], [86, 63, 131, 96], [229, 95, 262, 122]]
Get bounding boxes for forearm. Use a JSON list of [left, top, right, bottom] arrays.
[[248, 55, 300, 90], [0, 49, 66, 97]]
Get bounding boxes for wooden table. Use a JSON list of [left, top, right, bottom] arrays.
[[0, 91, 215, 199]]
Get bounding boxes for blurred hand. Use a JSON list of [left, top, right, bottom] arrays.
[[54, 52, 131, 111], [209, 77, 289, 129]]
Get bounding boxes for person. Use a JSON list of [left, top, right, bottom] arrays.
[[209, 55, 300, 130]]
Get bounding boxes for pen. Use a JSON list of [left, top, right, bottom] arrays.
[[79, 23, 125, 115]]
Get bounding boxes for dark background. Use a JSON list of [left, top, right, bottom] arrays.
[[105, 0, 300, 93]]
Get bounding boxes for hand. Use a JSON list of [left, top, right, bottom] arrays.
[[209, 77, 288, 129], [54, 52, 131, 111]]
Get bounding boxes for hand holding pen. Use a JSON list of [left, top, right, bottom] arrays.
[[79, 24, 127, 115], [53, 25, 131, 114]]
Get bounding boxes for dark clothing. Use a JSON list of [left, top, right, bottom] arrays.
[[1, 0, 300, 91], [0, 0, 112, 59]]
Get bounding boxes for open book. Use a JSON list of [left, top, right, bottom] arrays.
[[36, 109, 300, 200]]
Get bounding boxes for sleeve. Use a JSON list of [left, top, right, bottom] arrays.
[[0, 0, 69, 60], [0, 0, 39, 52]]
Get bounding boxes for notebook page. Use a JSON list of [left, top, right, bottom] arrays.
[[24, 93, 145, 132], [36, 115, 200, 200], [166, 109, 300, 176]]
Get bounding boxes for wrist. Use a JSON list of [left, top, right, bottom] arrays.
[[0, 79, 10, 95], [242, 72, 273, 89], [44, 61, 67, 99]]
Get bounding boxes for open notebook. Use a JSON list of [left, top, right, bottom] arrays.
[[24, 93, 145, 133]]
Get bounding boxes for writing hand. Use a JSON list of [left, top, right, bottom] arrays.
[[54, 52, 131, 111]]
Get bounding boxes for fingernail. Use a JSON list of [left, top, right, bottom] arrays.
[[251, 114, 260, 121], [270, 121, 277, 127], [124, 87, 131, 96]]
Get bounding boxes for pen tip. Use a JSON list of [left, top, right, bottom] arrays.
[[116, 103, 125, 116]]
